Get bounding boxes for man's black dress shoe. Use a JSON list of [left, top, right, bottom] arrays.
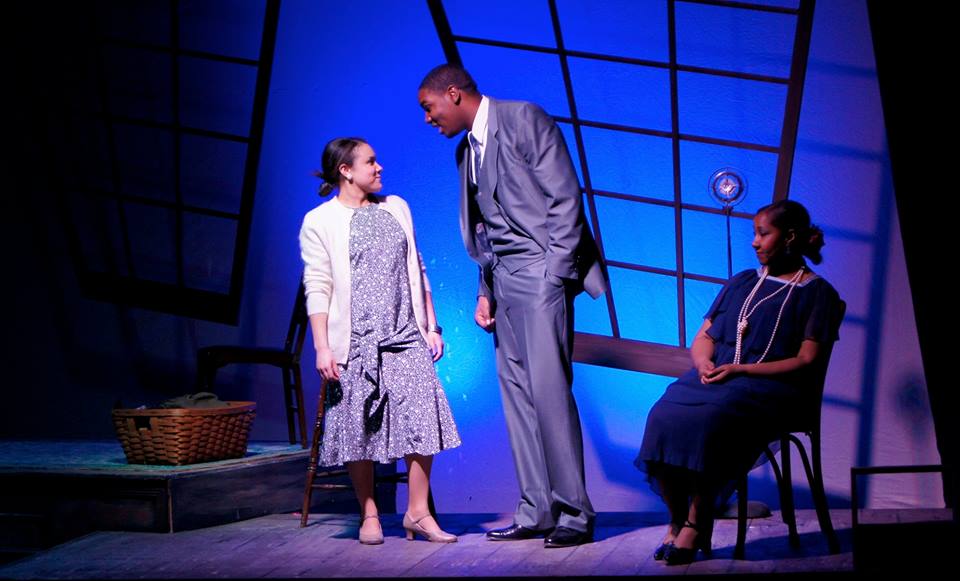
[[486, 524, 552, 541], [544, 526, 593, 548]]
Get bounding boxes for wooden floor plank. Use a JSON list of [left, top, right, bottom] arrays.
[[403, 532, 512, 577], [0, 509, 895, 579], [559, 526, 636, 576]]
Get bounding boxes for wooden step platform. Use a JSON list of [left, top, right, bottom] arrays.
[[0, 440, 375, 562]]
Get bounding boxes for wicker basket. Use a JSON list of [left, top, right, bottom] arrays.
[[112, 401, 256, 465]]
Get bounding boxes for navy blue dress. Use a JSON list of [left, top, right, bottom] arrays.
[[636, 268, 842, 487]]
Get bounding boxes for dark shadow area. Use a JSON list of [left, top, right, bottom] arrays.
[[848, 141, 895, 503], [712, 527, 853, 561], [853, 519, 957, 575], [1, 1, 286, 442], [730, 475, 852, 511], [868, 1, 956, 513]]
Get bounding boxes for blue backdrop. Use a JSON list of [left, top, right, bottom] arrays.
[[2, 0, 941, 513]]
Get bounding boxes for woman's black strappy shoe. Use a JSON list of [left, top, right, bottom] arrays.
[[664, 520, 711, 565], [653, 523, 681, 560], [653, 541, 673, 560]]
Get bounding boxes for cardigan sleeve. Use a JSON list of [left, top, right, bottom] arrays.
[[299, 214, 333, 316]]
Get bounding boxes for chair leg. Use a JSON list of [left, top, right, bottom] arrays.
[[764, 447, 784, 491], [735, 476, 748, 559], [292, 365, 307, 448], [779, 437, 800, 548], [802, 431, 841, 554], [301, 382, 328, 528], [282, 367, 297, 445]]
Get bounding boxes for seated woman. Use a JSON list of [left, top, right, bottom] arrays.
[[299, 137, 461, 545], [635, 199, 842, 565]]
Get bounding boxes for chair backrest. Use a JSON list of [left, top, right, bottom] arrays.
[[799, 299, 847, 434], [285, 281, 309, 358]]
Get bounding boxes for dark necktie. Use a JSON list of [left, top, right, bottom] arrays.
[[468, 132, 482, 186]]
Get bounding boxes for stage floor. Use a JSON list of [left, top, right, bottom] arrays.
[[0, 509, 863, 578]]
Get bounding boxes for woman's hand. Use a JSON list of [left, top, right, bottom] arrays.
[[315, 347, 339, 381], [427, 331, 444, 362], [701, 363, 744, 384], [696, 360, 716, 383]]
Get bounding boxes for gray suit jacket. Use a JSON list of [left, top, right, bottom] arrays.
[[458, 97, 606, 300]]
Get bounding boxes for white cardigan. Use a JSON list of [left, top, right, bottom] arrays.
[[299, 194, 432, 364]]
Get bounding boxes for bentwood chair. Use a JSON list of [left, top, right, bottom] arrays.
[[733, 300, 846, 559]]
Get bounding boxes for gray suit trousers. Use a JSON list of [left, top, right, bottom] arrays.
[[492, 259, 595, 532]]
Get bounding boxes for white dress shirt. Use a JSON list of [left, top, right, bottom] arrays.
[[467, 95, 490, 183]]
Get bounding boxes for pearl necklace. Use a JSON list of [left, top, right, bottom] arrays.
[[733, 266, 805, 365]]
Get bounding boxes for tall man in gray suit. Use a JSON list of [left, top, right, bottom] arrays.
[[418, 64, 606, 548]]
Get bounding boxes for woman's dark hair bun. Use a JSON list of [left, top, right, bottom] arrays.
[[313, 137, 367, 197], [757, 199, 825, 265]]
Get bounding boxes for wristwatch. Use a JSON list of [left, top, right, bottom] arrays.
[[428, 325, 443, 335]]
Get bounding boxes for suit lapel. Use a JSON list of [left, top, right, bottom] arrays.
[[479, 99, 530, 244], [458, 135, 479, 258]]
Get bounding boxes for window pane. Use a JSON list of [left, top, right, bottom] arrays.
[[70, 194, 130, 276], [582, 192, 595, 235], [582, 127, 673, 200], [570, 58, 672, 131], [730, 215, 760, 274], [103, 45, 173, 124], [114, 125, 175, 201], [684, 278, 723, 346], [609, 267, 678, 345], [444, 0, 555, 48], [682, 210, 730, 280], [96, 0, 170, 46], [458, 44, 569, 117], [748, 0, 799, 9], [124, 202, 178, 284], [596, 197, 675, 270], [181, 135, 246, 214], [179, 0, 264, 60], [676, 3, 796, 78], [679, 140, 777, 214], [682, 210, 756, 279], [182, 213, 237, 293], [678, 71, 787, 147], [557, 0, 669, 62], [64, 118, 113, 192], [558, 122, 583, 185], [575, 291, 612, 336], [179, 57, 257, 136]]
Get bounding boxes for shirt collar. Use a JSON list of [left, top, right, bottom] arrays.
[[469, 95, 490, 147]]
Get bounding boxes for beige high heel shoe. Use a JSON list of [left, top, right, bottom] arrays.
[[358, 514, 384, 545], [402, 513, 457, 543]]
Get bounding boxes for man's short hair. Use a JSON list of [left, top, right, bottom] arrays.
[[419, 64, 479, 95]]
